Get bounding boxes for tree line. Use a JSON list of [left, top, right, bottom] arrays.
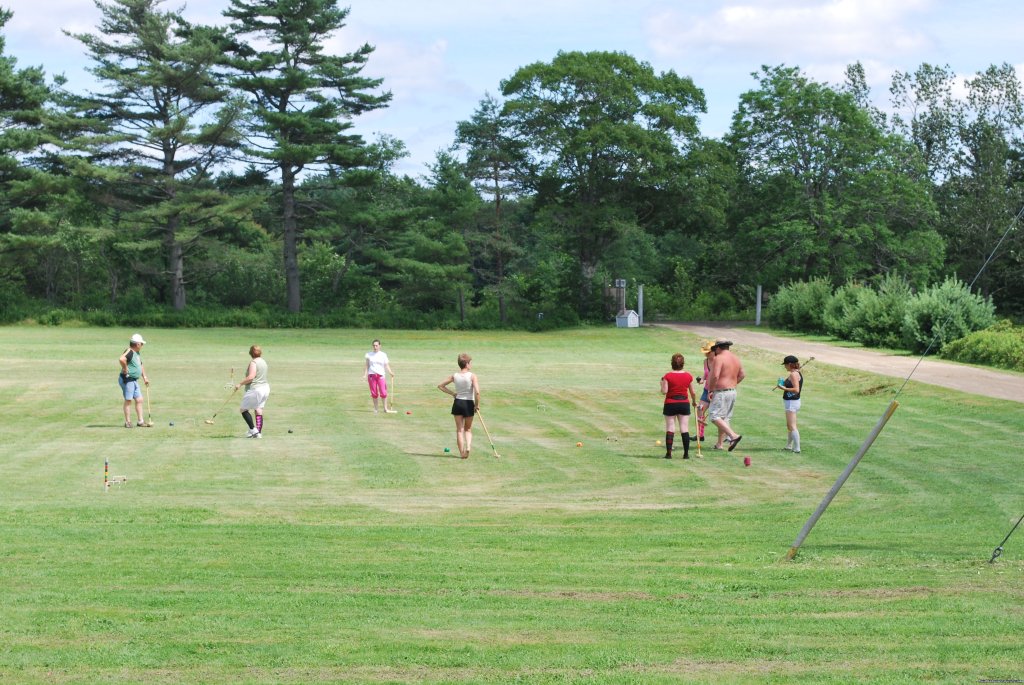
[[1, 0, 1022, 329]]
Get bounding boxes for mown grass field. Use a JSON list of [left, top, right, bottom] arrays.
[[0, 325, 1022, 684]]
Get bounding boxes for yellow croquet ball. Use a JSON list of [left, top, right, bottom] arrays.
[[576, 442, 583, 447], [656, 440, 662, 446]]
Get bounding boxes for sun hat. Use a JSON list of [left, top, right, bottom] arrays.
[[782, 355, 799, 365], [700, 340, 715, 354], [130, 333, 146, 345], [713, 339, 733, 349]]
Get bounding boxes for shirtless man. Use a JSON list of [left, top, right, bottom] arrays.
[[704, 339, 745, 452]]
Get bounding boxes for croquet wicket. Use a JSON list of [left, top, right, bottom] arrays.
[[104, 458, 127, 490]]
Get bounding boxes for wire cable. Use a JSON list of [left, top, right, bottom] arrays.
[[891, 203, 1023, 401]]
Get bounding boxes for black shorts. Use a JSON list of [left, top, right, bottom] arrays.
[[663, 402, 691, 417], [451, 399, 476, 416]]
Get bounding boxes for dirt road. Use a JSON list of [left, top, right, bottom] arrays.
[[659, 322, 1024, 404]]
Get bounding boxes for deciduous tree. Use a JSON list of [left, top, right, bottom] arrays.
[[501, 50, 704, 317], [729, 65, 941, 289]]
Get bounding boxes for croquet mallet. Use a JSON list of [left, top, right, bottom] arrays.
[[204, 386, 239, 424], [385, 375, 397, 413], [773, 356, 815, 391], [475, 410, 501, 459], [694, 405, 704, 458], [144, 383, 154, 427]]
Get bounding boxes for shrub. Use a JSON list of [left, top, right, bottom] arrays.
[[38, 308, 86, 326], [766, 278, 832, 332], [640, 283, 751, 322], [902, 277, 997, 353], [846, 273, 913, 348], [941, 319, 1024, 372], [195, 245, 284, 309], [0, 276, 34, 324], [823, 282, 868, 339], [640, 283, 681, 321], [684, 290, 746, 321], [83, 309, 118, 327]]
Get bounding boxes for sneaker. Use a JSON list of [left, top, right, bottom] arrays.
[[124, 421, 132, 428], [792, 449, 800, 453], [245, 427, 258, 438], [136, 421, 146, 427], [252, 432, 262, 439]]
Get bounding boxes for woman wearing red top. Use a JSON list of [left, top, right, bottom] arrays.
[[660, 353, 698, 459]]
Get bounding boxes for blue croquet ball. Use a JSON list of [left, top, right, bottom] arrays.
[[169, 421, 175, 426], [288, 429, 294, 433]]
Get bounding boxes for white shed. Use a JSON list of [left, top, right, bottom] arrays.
[[615, 310, 639, 328]]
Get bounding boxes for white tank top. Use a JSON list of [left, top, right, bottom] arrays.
[[453, 371, 474, 400]]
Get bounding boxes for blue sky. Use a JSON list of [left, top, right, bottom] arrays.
[[3, 0, 1023, 177]]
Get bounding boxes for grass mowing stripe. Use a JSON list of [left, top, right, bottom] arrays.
[[0, 325, 1022, 684]]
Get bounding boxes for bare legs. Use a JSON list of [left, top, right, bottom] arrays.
[[712, 418, 740, 449], [123, 397, 143, 426], [455, 415, 474, 458], [785, 410, 800, 452]]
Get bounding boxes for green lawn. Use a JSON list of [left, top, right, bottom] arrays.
[[0, 325, 1021, 684]]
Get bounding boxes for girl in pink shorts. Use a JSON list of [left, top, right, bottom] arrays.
[[363, 339, 395, 413]]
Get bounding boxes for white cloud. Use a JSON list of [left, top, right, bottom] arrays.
[[349, 36, 473, 103], [647, 0, 934, 63], [4, 0, 1021, 173], [5, 0, 98, 60]]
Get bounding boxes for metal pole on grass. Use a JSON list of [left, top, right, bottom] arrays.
[[756, 285, 762, 326], [638, 284, 644, 326], [785, 399, 900, 560]]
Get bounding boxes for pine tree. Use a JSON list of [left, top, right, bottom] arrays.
[[223, 0, 390, 312], [68, 0, 251, 310]]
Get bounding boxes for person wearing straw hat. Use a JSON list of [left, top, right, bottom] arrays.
[[695, 340, 715, 444], [705, 339, 745, 451], [778, 354, 803, 453], [117, 333, 150, 428]]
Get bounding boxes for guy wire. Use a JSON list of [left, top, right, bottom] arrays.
[[891, 203, 1023, 401]]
